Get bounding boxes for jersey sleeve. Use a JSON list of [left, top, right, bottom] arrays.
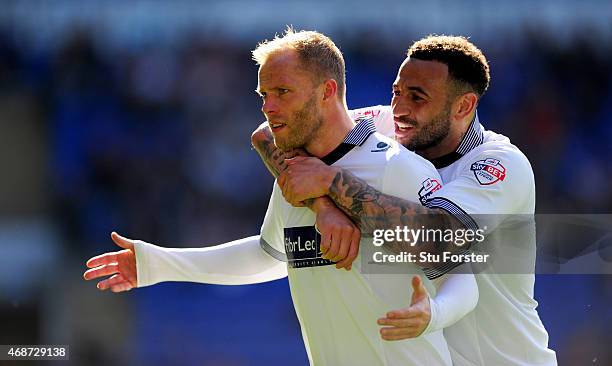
[[424, 146, 535, 234], [133, 235, 287, 287], [259, 182, 288, 261], [423, 272, 478, 335], [381, 147, 442, 204], [349, 105, 395, 139], [382, 147, 465, 280]]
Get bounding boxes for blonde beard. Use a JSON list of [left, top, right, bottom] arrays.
[[273, 95, 323, 151]]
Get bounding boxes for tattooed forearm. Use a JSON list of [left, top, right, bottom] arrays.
[[251, 123, 290, 178], [251, 122, 317, 208], [328, 168, 466, 260]]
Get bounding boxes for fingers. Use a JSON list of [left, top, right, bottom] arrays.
[[411, 275, 423, 293], [377, 277, 431, 341], [377, 317, 421, 328], [324, 229, 341, 260], [277, 172, 296, 205], [335, 255, 351, 270], [347, 228, 361, 268], [83, 263, 120, 281], [111, 282, 133, 293], [111, 232, 135, 250], [335, 228, 360, 270], [331, 226, 352, 269], [285, 156, 308, 165], [379, 327, 422, 341], [410, 275, 429, 305], [320, 231, 332, 257], [378, 313, 428, 340], [277, 172, 287, 189], [331, 226, 351, 262], [86, 252, 118, 269], [96, 274, 134, 292], [385, 308, 420, 319], [96, 274, 127, 290], [378, 313, 426, 341], [84, 234, 137, 293]]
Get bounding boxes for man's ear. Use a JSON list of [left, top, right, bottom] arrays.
[[453, 92, 478, 121], [322, 79, 338, 101]]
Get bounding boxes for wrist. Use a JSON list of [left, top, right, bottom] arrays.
[[251, 122, 271, 150], [311, 196, 335, 214], [321, 167, 340, 195]]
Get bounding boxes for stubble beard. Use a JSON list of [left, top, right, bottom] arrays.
[[274, 95, 324, 152], [400, 101, 452, 152]]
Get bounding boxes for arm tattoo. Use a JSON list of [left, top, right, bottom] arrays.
[[252, 124, 316, 207], [328, 169, 466, 260], [252, 125, 290, 178]]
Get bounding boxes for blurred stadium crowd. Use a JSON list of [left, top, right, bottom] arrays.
[[0, 12, 611, 366]]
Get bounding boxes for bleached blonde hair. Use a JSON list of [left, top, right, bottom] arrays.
[[252, 27, 346, 99]]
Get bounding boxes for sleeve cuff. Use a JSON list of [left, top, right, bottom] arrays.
[[259, 236, 287, 262], [422, 196, 478, 279], [133, 240, 153, 287], [424, 197, 479, 231], [421, 296, 439, 336]]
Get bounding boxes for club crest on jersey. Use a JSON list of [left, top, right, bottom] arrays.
[[470, 158, 506, 185], [418, 178, 442, 204], [371, 141, 390, 152]]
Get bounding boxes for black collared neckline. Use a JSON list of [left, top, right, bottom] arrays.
[[321, 118, 377, 165], [429, 113, 485, 169]]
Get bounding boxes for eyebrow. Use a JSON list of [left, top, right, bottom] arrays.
[[392, 84, 431, 98], [407, 86, 430, 98]]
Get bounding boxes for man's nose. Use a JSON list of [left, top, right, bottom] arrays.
[[392, 99, 411, 120], [262, 97, 277, 116]]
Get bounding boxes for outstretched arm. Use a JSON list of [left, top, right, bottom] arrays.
[[132, 235, 287, 286], [83, 232, 287, 292]]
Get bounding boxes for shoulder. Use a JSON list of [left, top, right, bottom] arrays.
[[350, 105, 394, 138], [360, 133, 433, 168], [469, 131, 533, 173], [389, 141, 439, 176], [350, 105, 392, 121], [457, 131, 535, 194], [349, 133, 439, 179]]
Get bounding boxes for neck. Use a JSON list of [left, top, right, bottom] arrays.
[[417, 111, 475, 160], [305, 101, 354, 158]]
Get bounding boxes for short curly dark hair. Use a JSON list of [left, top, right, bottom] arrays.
[[408, 35, 490, 98]]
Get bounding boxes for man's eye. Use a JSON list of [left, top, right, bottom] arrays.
[[392, 90, 401, 96], [279, 89, 289, 95], [412, 94, 424, 101]]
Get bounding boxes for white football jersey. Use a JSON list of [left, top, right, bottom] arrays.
[[351, 106, 557, 366], [260, 119, 452, 366]]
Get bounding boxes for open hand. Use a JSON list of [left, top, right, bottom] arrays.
[[378, 275, 431, 340], [83, 232, 138, 292]]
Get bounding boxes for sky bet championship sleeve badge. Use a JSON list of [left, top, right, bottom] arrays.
[[418, 178, 443, 204], [470, 158, 507, 185]]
